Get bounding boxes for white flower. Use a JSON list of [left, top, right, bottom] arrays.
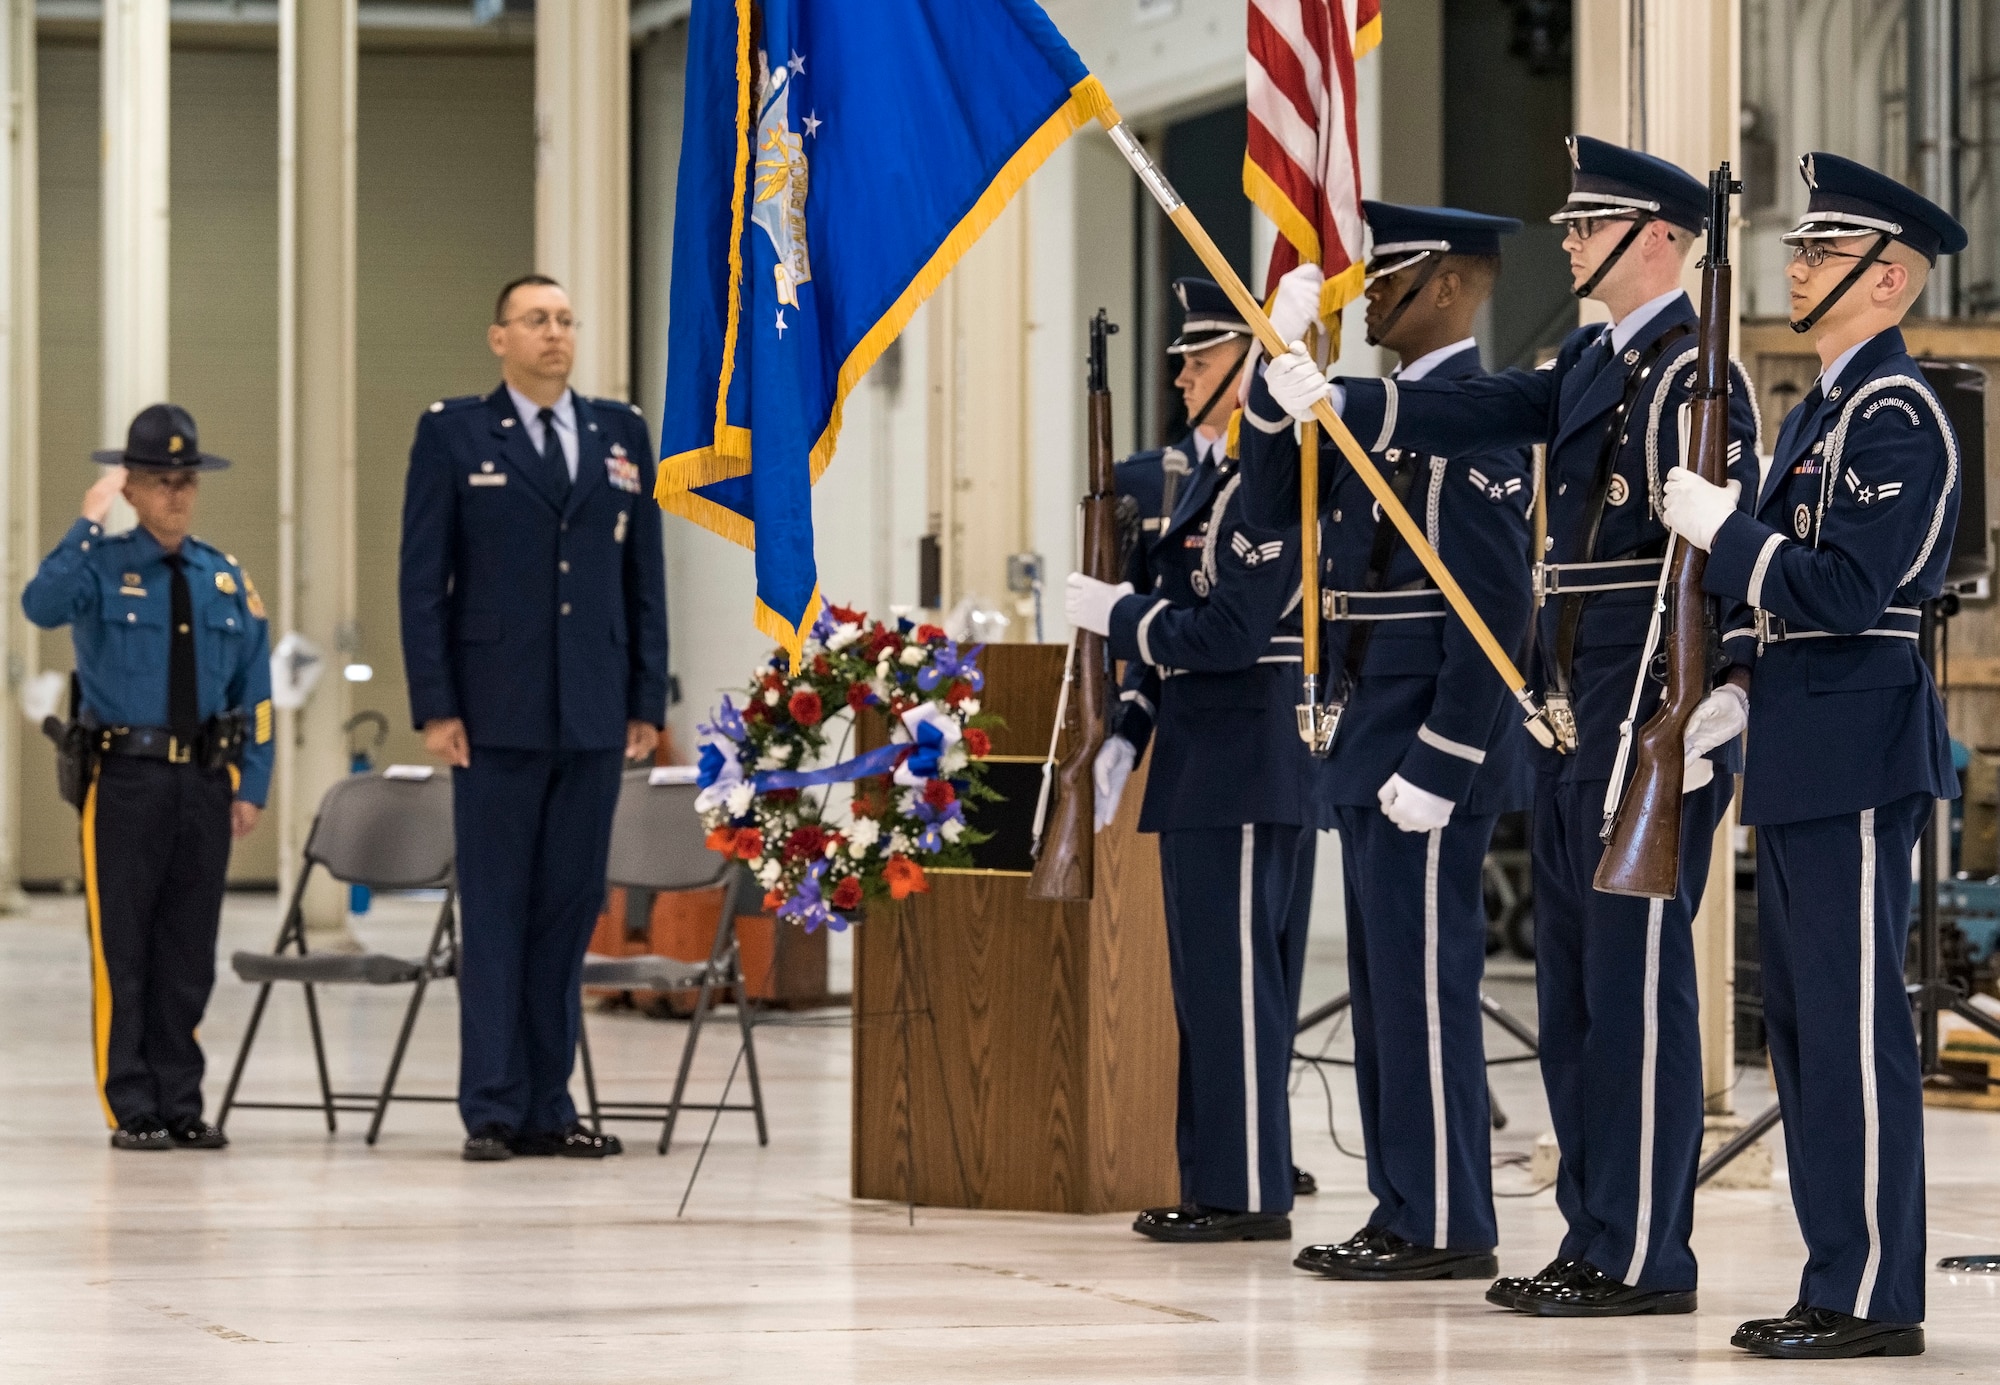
[[889, 830, 914, 855], [848, 838, 873, 861], [755, 750, 786, 771], [941, 818, 965, 843], [871, 675, 893, 701], [826, 622, 863, 652], [897, 788, 921, 816], [960, 698, 981, 717], [846, 816, 882, 849], [724, 783, 755, 817], [824, 838, 842, 858], [941, 745, 969, 775], [756, 859, 783, 888], [763, 688, 780, 706], [899, 644, 926, 666]]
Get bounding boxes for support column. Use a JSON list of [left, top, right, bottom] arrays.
[[536, 0, 629, 400], [100, 0, 167, 532], [0, 0, 35, 913], [277, 0, 358, 930]]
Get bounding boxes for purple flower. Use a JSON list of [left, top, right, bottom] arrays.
[[699, 695, 748, 745], [776, 860, 847, 934], [916, 640, 985, 693]]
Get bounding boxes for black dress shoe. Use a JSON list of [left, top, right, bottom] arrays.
[[110, 1115, 172, 1151], [1485, 1257, 1579, 1310], [1132, 1204, 1292, 1243], [1516, 1259, 1695, 1317], [1732, 1307, 1923, 1359], [1295, 1225, 1388, 1274], [170, 1120, 229, 1150], [462, 1123, 515, 1162], [1728, 1301, 1805, 1343], [1293, 1165, 1318, 1197], [511, 1123, 624, 1158], [1302, 1228, 1499, 1282]]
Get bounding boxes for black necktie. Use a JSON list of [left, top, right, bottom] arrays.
[[163, 554, 199, 747], [539, 407, 572, 498]]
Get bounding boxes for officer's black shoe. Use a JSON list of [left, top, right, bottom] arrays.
[[109, 1115, 172, 1151], [1294, 1225, 1389, 1273], [462, 1123, 515, 1162], [1132, 1204, 1292, 1243], [511, 1123, 623, 1158], [1304, 1229, 1498, 1282], [169, 1120, 228, 1150], [1731, 1307, 1923, 1359], [1484, 1257, 1579, 1310], [1515, 1259, 1696, 1317], [1728, 1301, 1805, 1342], [1293, 1165, 1317, 1197]]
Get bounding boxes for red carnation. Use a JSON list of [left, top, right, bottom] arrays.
[[784, 824, 829, 861], [733, 827, 765, 860], [944, 679, 973, 707], [762, 890, 785, 911], [922, 778, 957, 810], [766, 787, 800, 804], [705, 826, 739, 855], [829, 603, 865, 625], [867, 628, 901, 658], [830, 876, 863, 911], [760, 671, 784, 692], [812, 655, 831, 677], [964, 727, 991, 758], [846, 682, 873, 712], [740, 700, 766, 723], [915, 623, 945, 644], [788, 690, 824, 726]]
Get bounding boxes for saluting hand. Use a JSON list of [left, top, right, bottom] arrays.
[[83, 466, 128, 523]]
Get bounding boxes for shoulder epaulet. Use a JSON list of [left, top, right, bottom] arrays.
[[426, 394, 484, 415]]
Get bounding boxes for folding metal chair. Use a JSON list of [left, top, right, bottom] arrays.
[[218, 770, 457, 1143], [577, 771, 769, 1155]]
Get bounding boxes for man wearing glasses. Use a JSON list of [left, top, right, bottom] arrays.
[[399, 274, 669, 1162], [1260, 136, 1760, 1317]]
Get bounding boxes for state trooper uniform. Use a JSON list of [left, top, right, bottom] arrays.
[[21, 404, 274, 1150], [1098, 284, 1313, 1241], [1685, 156, 1966, 1360], [399, 382, 668, 1156], [1242, 204, 1534, 1280], [1321, 141, 1760, 1314]]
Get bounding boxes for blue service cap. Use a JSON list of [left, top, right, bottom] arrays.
[[1167, 277, 1249, 355], [1549, 134, 1706, 234], [1783, 152, 1968, 262], [1362, 201, 1523, 281]]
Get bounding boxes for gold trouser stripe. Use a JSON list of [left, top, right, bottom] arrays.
[[81, 765, 115, 1128]]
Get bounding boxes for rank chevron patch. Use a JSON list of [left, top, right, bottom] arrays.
[[1843, 468, 1903, 506], [1230, 531, 1286, 567], [1466, 468, 1524, 503]]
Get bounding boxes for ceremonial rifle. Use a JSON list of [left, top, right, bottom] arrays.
[[1593, 165, 1741, 900], [1027, 309, 1119, 902]]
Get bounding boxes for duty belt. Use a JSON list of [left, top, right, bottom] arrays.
[[1321, 588, 1446, 621], [1532, 557, 1664, 603], [1748, 605, 1922, 648], [1159, 635, 1303, 678], [90, 711, 249, 770]]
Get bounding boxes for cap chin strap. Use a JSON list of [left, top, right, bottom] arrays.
[[1364, 255, 1445, 348], [1572, 213, 1652, 301], [1789, 232, 1892, 336], [1190, 342, 1251, 440]]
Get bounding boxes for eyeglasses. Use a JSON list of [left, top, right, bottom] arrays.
[[500, 311, 580, 333], [1566, 213, 1638, 241], [1788, 243, 1869, 270]]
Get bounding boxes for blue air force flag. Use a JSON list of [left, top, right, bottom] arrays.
[[658, 0, 1112, 664]]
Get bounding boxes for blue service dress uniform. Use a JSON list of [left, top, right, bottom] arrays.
[[1104, 450, 1314, 1218], [1335, 296, 1759, 1292], [398, 384, 669, 1138], [23, 521, 274, 1130], [1114, 433, 1198, 556], [1242, 342, 1533, 1254], [1705, 326, 1959, 1326]]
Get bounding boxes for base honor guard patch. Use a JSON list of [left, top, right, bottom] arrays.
[[605, 443, 642, 494], [215, 571, 238, 595]]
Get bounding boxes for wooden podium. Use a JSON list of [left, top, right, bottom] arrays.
[[851, 643, 1179, 1212]]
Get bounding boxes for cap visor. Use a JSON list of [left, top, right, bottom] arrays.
[[1166, 330, 1245, 356], [118, 454, 232, 473]]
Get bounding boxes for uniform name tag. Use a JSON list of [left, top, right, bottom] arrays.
[[605, 443, 642, 493], [469, 473, 508, 487], [119, 586, 146, 597]]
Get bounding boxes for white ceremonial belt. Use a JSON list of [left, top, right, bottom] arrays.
[[1754, 606, 1923, 647], [1532, 558, 1664, 602], [1321, 589, 1446, 621]]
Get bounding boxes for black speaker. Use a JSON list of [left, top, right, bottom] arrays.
[[1918, 359, 1991, 587]]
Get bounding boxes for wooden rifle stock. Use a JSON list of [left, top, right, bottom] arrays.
[[1594, 166, 1741, 899], [1028, 312, 1119, 901]]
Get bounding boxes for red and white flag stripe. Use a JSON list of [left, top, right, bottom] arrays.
[[1246, 0, 1380, 318]]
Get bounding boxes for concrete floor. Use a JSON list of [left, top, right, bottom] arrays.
[[4, 877, 2000, 1383]]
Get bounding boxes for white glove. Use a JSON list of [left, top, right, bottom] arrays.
[[1264, 343, 1333, 423], [1093, 735, 1137, 832], [1680, 680, 1747, 785], [1378, 773, 1455, 834], [1268, 264, 1325, 347], [1064, 572, 1133, 637], [1659, 466, 1743, 551]]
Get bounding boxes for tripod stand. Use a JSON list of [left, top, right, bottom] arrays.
[[1696, 594, 2000, 1254]]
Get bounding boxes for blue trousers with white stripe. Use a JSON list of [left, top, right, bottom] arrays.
[[1532, 772, 1729, 1292], [1333, 807, 1499, 1251], [1758, 793, 1929, 1325], [1158, 824, 1314, 1215]]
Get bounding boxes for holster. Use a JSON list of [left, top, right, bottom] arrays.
[[40, 674, 93, 812]]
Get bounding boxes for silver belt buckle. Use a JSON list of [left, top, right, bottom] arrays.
[[1321, 590, 1350, 621], [1532, 563, 1555, 603], [1754, 609, 1783, 645], [1543, 693, 1579, 754]]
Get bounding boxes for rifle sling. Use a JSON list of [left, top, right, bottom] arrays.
[[1549, 323, 1695, 701], [1330, 451, 1427, 698]]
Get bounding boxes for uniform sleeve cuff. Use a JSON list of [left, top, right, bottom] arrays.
[[1107, 594, 1166, 666], [1704, 510, 1781, 604], [1397, 732, 1479, 804], [1338, 379, 1389, 450]]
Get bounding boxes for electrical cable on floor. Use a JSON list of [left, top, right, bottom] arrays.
[[1490, 1149, 1555, 1198], [1290, 1007, 1367, 1160]]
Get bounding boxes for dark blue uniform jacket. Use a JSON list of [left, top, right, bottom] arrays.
[[398, 385, 669, 750], [1241, 345, 1534, 818], [1708, 326, 1959, 825], [23, 521, 276, 805], [1336, 294, 1760, 783], [1115, 433, 1199, 547], [1103, 452, 1309, 833]]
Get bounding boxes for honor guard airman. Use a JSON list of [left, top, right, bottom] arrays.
[[22, 404, 274, 1152], [1660, 154, 1966, 1361], [1242, 203, 1534, 1282], [1066, 278, 1314, 1241], [1263, 138, 1761, 1314]]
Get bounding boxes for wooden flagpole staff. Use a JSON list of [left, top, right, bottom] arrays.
[[1100, 118, 1559, 751]]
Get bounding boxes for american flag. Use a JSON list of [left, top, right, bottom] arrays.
[[1245, 0, 1380, 319]]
